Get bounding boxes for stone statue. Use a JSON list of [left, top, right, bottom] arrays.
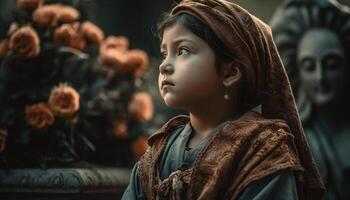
[[270, 0, 350, 199]]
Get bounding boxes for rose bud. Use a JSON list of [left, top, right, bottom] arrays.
[[48, 83, 80, 117], [9, 26, 40, 59], [25, 103, 55, 129]]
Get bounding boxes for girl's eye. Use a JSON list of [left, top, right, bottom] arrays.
[[178, 47, 190, 56]]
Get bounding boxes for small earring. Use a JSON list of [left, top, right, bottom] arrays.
[[224, 89, 230, 100]]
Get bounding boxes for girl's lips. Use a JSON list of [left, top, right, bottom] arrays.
[[161, 80, 175, 89]]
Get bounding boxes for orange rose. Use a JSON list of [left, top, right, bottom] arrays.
[[100, 36, 129, 53], [32, 4, 62, 28], [32, 4, 79, 28], [0, 39, 9, 58], [48, 83, 80, 117], [9, 26, 40, 59], [131, 136, 149, 159], [25, 103, 55, 129], [125, 49, 149, 77], [0, 129, 7, 153], [112, 120, 128, 139], [128, 92, 154, 123], [80, 21, 104, 46], [99, 49, 128, 72], [56, 6, 80, 24], [17, 0, 43, 12], [53, 23, 86, 50]]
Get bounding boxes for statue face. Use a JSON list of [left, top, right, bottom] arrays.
[[297, 29, 347, 107]]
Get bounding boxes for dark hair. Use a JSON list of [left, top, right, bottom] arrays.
[[157, 13, 235, 73]]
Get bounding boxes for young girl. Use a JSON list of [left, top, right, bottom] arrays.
[[122, 0, 324, 199]]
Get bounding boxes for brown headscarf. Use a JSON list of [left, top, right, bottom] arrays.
[[171, 0, 325, 198]]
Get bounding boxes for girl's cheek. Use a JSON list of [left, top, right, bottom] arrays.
[[158, 75, 163, 87]]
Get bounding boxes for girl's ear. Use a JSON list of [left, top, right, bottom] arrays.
[[222, 62, 241, 87]]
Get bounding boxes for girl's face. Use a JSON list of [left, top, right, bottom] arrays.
[[159, 23, 223, 110], [297, 29, 346, 107]]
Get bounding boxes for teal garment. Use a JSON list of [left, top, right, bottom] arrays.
[[159, 123, 212, 180], [122, 162, 144, 200], [305, 117, 350, 200], [239, 170, 298, 200], [122, 123, 299, 200]]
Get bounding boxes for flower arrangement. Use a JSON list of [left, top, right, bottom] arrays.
[[0, 0, 153, 168]]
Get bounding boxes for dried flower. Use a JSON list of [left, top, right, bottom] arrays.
[[0, 129, 7, 153], [53, 23, 86, 50], [128, 92, 153, 123], [80, 21, 104, 46], [9, 26, 40, 59], [25, 103, 55, 129], [99, 49, 128, 72], [49, 83, 80, 117], [32, 4, 62, 28], [131, 136, 149, 159], [0, 39, 9, 58], [100, 36, 129, 53], [17, 0, 43, 12], [32, 4, 79, 28], [113, 120, 128, 139], [56, 6, 80, 24], [126, 49, 149, 77]]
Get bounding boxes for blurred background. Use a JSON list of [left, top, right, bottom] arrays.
[[0, 0, 349, 199], [2, 0, 348, 57]]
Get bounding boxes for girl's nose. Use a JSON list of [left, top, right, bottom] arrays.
[[159, 63, 174, 75]]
